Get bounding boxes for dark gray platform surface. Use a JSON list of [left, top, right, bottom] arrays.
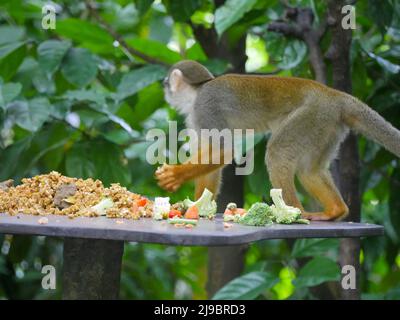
[[0, 213, 384, 246]]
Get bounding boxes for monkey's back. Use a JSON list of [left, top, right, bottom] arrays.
[[194, 74, 342, 132]]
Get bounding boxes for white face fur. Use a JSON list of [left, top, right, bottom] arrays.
[[163, 69, 198, 115]]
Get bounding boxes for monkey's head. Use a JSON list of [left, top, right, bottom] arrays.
[[163, 60, 214, 114]]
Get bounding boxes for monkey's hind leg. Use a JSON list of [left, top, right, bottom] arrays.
[[194, 169, 222, 200], [266, 148, 305, 212], [298, 170, 349, 221]]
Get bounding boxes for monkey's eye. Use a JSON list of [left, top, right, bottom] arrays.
[[162, 77, 169, 87]]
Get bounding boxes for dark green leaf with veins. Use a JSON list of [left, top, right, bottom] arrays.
[[117, 64, 167, 100], [61, 48, 98, 87], [212, 271, 278, 300], [37, 40, 71, 75], [293, 256, 340, 288]]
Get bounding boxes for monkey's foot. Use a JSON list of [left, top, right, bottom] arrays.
[[155, 164, 184, 192], [301, 211, 347, 221]]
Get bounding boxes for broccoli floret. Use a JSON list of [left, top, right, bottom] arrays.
[[226, 202, 237, 210], [238, 203, 273, 226], [184, 188, 217, 218], [223, 214, 241, 222], [270, 189, 309, 224], [271, 204, 301, 224]]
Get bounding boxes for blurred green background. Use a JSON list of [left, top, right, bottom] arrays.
[[0, 0, 400, 300]]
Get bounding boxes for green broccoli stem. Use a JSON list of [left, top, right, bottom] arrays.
[[295, 219, 310, 224], [167, 218, 198, 225]]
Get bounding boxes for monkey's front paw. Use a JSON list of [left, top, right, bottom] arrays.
[[155, 164, 184, 192]]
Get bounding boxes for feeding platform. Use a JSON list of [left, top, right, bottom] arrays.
[[0, 213, 384, 299]]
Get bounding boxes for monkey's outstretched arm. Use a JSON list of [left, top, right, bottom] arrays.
[[155, 146, 231, 192]]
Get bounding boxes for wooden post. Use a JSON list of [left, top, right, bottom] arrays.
[[339, 238, 361, 300], [62, 238, 124, 300], [327, 0, 361, 300], [207, 244, 248, 297], [207, 164, 247, 298]]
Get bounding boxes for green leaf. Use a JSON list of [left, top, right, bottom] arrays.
[[136, 0, 154, 15], [37, 40, 71, 75], [0, 136, 32, 180], [163, 0, 202, 22], [0, 26, 25, 45], [65, 142, 96, 180], [117, 82, 164, 130], [367, 0, 394, 34], [66, 139, 131, 186], [0, 41, 25, 59], [7, 98, 51, 132], [0, 82, 22, 109], [117, 64, 167, 100], [278, 40, 307, 70], [265, 34, 307, 70], [291, 238, 339, 258], [63, 89, 108, 106], [367, 52, 400, 74], [293, 257, 340, 288], [0, 41, 26, 81], [186, 42, 208, 61], [125, 37, 181, 65], [61, 48, 98, 87], [212, 272, 278, 300], [55, 19, 114, 54], [214, 0, 258, 36], [32, 68, 56, 94]]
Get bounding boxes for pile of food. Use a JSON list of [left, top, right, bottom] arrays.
[[0, 172, 310, 227], [0, 171, 152, 219], [223, 189, 309, 226], [149, 187, 310, 227], [152, 188, 217, 228]]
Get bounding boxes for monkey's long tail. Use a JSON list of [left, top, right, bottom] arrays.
[[342, 96, 400, 158]]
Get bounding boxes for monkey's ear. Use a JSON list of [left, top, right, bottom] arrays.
[[169, 69, 184, 93]]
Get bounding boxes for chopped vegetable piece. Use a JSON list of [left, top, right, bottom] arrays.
[[226, 202, 237, 210], [270, 189, 306, 224], [224, 208, 234, 215], [172, 201, 186, 213], [168, 218, 198, 225], [137, 198, 148, 207], [185, 205, 199, 220], [183, 188, 217, 218], [91, 198, 114, 216], [38, 217, 49, 224], [224, 222, 233, 228], [295, 218, 310, 224], [238, 203, 273, 226], [236, 208, 247, 216], [169, 209, 182, 219], [153, 197, 171, 220]]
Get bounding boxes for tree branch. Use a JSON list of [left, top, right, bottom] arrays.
[[268, 6, 327, 83], [85, 0, 170, 67]]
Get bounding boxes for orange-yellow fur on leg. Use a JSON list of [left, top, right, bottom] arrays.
[[298, 170, 349, 221], [194, 169, 222, 200]]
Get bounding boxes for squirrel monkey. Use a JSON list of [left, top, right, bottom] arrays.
[[155, 60, 400, 221]]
